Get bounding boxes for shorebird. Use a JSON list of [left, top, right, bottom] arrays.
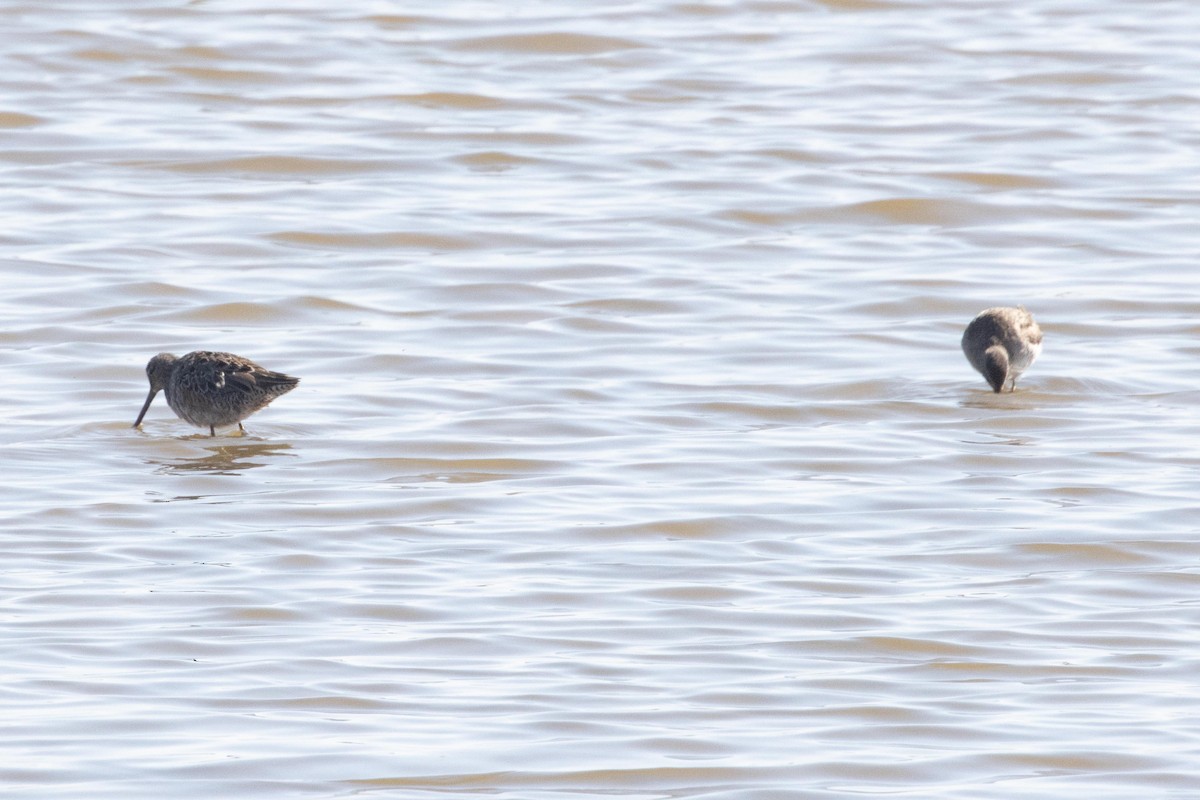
[[961, 307, 1043, 393], [133, 351, 299, 436]]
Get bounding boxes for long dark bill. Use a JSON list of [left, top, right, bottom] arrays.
[[133, 389, 158, 428]]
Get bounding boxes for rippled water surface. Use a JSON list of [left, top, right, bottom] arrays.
[[5, 1, 1200, 797]]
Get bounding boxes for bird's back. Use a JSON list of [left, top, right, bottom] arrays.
[[167, 351, 299, 427]]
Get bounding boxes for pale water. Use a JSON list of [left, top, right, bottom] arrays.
[[4, 1, 1200, 798]]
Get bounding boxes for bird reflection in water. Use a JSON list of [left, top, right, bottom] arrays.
[[152, 441, 296, 475]]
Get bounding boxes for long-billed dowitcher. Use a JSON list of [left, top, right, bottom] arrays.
[[961, 306, 1043, 393], [133, 351, 299, 436]]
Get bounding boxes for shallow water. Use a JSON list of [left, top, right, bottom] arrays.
[[5, 1, 1200, 798]]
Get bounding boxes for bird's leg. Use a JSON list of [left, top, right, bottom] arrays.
[[238, 422, 245, 433], [210, 425, 216, 436]]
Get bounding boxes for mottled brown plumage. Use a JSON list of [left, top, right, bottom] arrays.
[[961, 307, 1043, 393], [133, 351, 299, 436]]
